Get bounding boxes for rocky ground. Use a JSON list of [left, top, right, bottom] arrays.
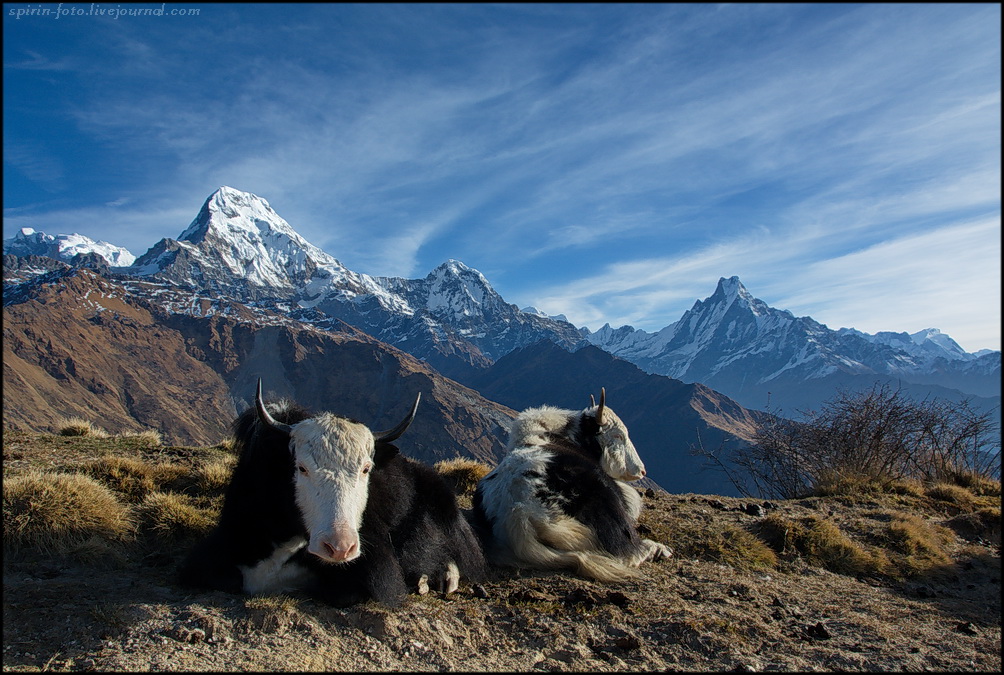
[[3, 431, 1001, 672]]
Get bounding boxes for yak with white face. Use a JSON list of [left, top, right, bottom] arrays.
[[286, 414, 377, 563], [178, 379, 486, 607], [472, 388, 671, 582]]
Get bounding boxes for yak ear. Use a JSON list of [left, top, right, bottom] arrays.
[[255, 378, 293, 436]]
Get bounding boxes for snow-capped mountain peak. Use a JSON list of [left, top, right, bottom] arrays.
[[3, 227, 136, 267]]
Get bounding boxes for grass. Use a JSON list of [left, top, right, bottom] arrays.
[[755, 513, 888, 576], [924, 482, 979, 510], [642, 513, 778, 572], [84, 455, 191, 502], [435, 457, 491, 496], [135, 491, 218, 541], [56, 416, 109, 438], [3, 470, 136, 559]]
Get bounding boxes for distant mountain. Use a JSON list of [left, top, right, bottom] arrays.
[[2, 261, 515, 465], [123, 187, 582, 375], [583, 276, 1000, 415], [460, 340, 766, 497], [3, 227, 135, 267], [6, 186, 997, 455]]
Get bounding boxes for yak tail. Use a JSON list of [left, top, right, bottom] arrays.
[[494, 509, 641, 583]]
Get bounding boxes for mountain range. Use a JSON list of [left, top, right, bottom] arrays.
[[4, 186, 999, 495]]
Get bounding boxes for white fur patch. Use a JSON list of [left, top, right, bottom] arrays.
[[478, 400, 665, 581], [289, 414, 375, 561], [239, 536, 310, 594]]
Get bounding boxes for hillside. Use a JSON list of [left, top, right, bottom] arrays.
[[3, 429, 1000, 672], [460, 341, 768, 497], [3, 265, 515, 465]]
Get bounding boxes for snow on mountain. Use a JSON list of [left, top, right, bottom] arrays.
[[836, 327, 971, 363], [3, 227, 136, 267], [7, 187, 994, 410], [522, 306, 569, 322], [119, 187, 583, 371], [127, 186, 405, 311], [585, 276, 997, 404]]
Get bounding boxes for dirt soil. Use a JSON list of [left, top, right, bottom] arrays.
[[4, 483, 1001, 673]]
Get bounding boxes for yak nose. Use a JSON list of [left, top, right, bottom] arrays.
[[311, 523, 359, 562], [321, 539, 358, 562]]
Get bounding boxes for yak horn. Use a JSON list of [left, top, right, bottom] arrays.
[[255, 378, 293, 435], [596, 387, 606, 426], [374, 392, 421, 443]]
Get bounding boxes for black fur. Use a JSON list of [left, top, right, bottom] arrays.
[[472, 408, 641, 561], [178, 401, 486, 607]]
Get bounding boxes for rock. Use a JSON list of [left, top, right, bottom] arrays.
[[805, 622, 831, 640], [955, 622, 979, 636], [744, 503, 766, 517]]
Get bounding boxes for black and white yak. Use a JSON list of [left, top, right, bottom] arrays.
[[472, 389, 671, 582], [178, 379, 486, 607]]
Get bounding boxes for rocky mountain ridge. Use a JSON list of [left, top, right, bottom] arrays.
[[5, 186, 997, 427], [583, 276, 1000, 413]]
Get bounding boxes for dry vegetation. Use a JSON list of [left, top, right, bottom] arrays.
[[3, 426, 1000, 672]]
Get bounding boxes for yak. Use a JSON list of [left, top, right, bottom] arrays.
[[472, 388, 671, 582], [178, 378, 486, 606]]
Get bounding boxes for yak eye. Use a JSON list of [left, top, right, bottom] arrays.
[[297, 464, 308, 475], [361, 464, 372, 475]]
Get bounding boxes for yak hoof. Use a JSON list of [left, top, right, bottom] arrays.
[[443, 561, 460, 595], [417, 574, 430, 595], [649, 540, 673, 561]]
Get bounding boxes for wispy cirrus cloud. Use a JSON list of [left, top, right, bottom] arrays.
[[3, 3, 1000, 350]]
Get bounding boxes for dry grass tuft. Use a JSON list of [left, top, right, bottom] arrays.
[[3, 470, 135, 558], [925, 482, 978, 510], [882, 511, 954, 575], [117, 429, 163, 447], [135, 491, 217, 541], [755, 513, 887, 576], [194, 453, 237, 493], [214, 436, 238, 453], [943, 506, 1001, 545], [942, 469, 1001, 497], [84, 455, 191, 502], [56, 417, 109, 438], [435, 457, 492, 496], [646, 515, 777, 571]]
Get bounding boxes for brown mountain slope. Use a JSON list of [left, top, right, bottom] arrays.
[[460, 341, 772, 497], [3, 269, 235, 445], [3, 267, 515, 464]]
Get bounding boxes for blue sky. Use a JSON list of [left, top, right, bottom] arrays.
[[3, 3, 1001, 352]]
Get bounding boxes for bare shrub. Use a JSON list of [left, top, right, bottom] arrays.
[[703, 384, 1000, 499]]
